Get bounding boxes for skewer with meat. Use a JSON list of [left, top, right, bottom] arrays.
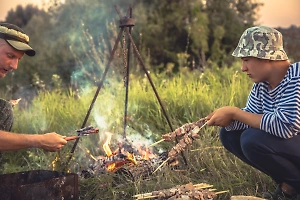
[[133, 182, 218, 200], [151, 119, 208, 173], [65, 126, 99, 141], [162, 118, 206, 142], [168, 125, 202, 159]]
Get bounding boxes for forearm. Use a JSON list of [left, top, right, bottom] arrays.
[[0, 130, 41, 151], [233, 108, 262, 129]]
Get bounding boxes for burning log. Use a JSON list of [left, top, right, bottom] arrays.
[[81, 138, 169, 181], [93, 152, 137, 172], [133, 182, 228, 200]]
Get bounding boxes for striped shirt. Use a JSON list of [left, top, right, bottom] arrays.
[[226, 62, 300, 139]]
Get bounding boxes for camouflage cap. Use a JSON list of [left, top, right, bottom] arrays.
[[0, 23, 35, 56], [232, 26, 288, 60]]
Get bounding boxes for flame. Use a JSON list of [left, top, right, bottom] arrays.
[[105, 152, 138, 172], [142, 151, 149, 160], [103, 132, 113, 156], [137, 145, 156, 160], [103, 132, 116, 171], [51, 155, 59, 170], [102, 132, 138, 172], [107, 163, 116, 172], [126, 152, 138, 165]]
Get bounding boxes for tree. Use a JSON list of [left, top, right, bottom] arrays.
[[134, 0, 209, 70], [204, 0, 262, 65], [133, 0, 261, 69], [5, 4, 45, 28], [187, 2, 209, 69]]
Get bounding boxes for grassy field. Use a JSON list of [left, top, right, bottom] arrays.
[[0, 63, 278, 199]]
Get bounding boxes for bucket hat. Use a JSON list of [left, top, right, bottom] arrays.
[[0, 23, 35, 56], [232, 26, 288, 60]]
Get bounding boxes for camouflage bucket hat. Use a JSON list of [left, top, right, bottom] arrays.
[[232, 26, 288, 60]]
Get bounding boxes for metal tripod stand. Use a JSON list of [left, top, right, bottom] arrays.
[[65, 5, 187, 169]]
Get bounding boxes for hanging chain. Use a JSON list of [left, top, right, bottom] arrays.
[[122, 29, 128, 86]]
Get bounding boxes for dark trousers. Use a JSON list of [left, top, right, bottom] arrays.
[[219, 127, 300, 193]]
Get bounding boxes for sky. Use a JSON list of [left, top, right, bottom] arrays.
[[0, 0, 300, 28]]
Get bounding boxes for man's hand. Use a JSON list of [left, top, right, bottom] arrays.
[[36, 132, 68, 152], [205, 106, 239, 127], [9, 98, 21, 107]]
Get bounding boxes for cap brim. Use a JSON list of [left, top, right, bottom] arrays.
[[6, 39, 35, 57]]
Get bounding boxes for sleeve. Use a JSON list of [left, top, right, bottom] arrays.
[[225, 83, 263, 131], [260, 77, 300, 139]]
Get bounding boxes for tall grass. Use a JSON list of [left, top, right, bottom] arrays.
[[0, 63, 279, 199]]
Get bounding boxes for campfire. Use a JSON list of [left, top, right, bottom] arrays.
[[82, 131, 168, 181], [81, 118, 208, 181]]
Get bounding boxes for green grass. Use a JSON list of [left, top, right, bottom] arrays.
[[0, 64, 278, 199]]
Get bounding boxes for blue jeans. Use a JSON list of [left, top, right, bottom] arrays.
[[219, 127, 300, 193]]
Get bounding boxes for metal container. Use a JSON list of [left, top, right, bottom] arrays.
[[0, 170, 78, 200]]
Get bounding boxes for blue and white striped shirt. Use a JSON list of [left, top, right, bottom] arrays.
[[226, 62, 300, 139]]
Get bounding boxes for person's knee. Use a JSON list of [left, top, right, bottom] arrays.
[[219, 127, 229, 147], [219, 127, 240, 151], [240, 128, 265, 159]]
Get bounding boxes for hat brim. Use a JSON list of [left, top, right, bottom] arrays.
[[232, 46, 288, 61], [6, 39, 35, 57]]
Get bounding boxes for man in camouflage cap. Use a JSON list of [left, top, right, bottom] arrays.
[[0, 22, 70, 152], [205, 26, 300, 199]]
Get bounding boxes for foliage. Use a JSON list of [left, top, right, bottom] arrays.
[[277, 26, 300, 63]]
